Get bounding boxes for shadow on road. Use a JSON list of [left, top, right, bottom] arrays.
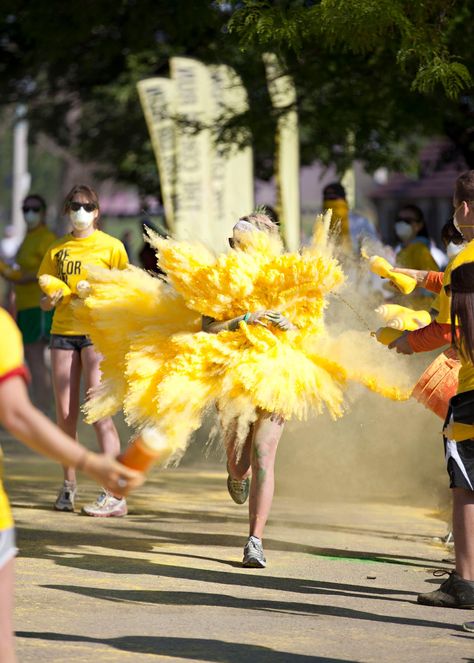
[[13, 631, 390, 662]]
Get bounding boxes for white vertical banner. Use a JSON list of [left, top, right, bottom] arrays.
[[341, 130, 356, 209], [208, 64, 254, 251], [170, 57, 213, 242], [137, 78, 176, 231], [263, 53, 300, 251]]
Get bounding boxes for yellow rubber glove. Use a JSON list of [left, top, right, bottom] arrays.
[[372, 327, 404, 345], [38, 275, 72, 304]]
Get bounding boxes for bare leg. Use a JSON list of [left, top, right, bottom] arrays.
[[248, 413, 284, 540], [0, 558, 16, 663], [50, 348, 82, 482], [24, 340, 51, 413], [81, 345, 120, 457], [453, 487, 474, 580], [225, 418, 253, 480]]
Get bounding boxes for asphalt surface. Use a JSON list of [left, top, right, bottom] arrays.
[[2, 431, 473, 663]]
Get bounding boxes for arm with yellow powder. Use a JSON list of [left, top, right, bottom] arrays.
[[202, 311, 295, 333]]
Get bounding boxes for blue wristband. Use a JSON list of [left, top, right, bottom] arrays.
[[243, 312, 250, 323]]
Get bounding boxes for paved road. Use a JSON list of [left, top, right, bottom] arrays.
[[2, 436, 473, 663]]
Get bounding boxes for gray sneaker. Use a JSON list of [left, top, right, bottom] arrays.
[[417, 570, 474, 608], [82, 491, 127, 518], [226, 466, 250, 505], [54, 481, 77, 512], [243, 536, 266, 568]]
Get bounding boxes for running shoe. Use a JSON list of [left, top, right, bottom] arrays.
[[417, 570, 474, 608], [82, 490, 127, 517], [226, 464, 250, 505], [54, 481, 77, 512], [242, 536, 266, 568], [463, 621, 474, 632]]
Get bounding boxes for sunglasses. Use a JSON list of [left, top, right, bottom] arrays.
[[228, 237, 235, 249], [69, 202, 97, 213], [22, 205, 42, 212]]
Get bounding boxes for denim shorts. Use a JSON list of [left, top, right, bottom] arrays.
[[49, 334, 93, 352]]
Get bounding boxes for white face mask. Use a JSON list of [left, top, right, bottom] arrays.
[[446, 241, 465, 258], [24, 210, 41, 228], [394, 221, 413, 242], [70, 207, 95, 231]]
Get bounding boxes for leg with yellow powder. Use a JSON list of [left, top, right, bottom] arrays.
[[249, 412, 283, 537], [225, 419, 253, 505]]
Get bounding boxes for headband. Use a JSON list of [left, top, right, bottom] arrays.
[[233, 219, 255, 233]]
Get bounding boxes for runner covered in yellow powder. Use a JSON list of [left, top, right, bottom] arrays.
[[74, 210, 413, 566]]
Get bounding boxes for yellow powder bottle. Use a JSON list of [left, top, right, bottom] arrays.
[[119, 427, 171, 472], [368, 256, 417, 295]]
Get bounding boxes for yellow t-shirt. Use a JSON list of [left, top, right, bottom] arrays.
[[440, 240, 474, 393], [14, 224, 57, 311], [397, 241, 439, 272], [38, 230, 128, 335], [0, 308, 28, 531]]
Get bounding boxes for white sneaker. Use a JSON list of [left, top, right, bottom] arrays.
[[242, 536, 266, 568], [82, 490, 127, 517], [54, 481, 77, 512]]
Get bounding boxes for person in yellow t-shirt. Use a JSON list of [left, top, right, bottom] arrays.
[[0, 195, 56, 412], [38, 184, 129, 518], [388, 171, 474, 611], [0, 307, 143, 663], [393, 204, 440, 309]]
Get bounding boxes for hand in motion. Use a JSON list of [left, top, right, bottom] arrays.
[[82, 453, 145, 497], [388, 331, 413, 355], [391, 267, 429, 286], [40, 291, 63, 311], [264, 310, 295, 331], [247, 310, 295, 331]]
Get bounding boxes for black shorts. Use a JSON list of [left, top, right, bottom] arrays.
[[49, 334, 93, 352], [444, 391, 474, 491]]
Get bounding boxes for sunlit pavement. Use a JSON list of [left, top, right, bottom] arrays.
[[2, 435, 473, 663]]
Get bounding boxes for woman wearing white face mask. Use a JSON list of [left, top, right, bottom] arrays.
[[391, 204, 440, 308], [394, 204, 439, 272], [38, 184, 129, 517], [0, 195, 56, 413]]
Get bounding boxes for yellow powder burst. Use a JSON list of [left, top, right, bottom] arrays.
[[75, 212, 412, 463]]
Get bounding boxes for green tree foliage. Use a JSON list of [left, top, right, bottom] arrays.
[[0, 0, 473, 192], [228, 0, 472, 98]]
